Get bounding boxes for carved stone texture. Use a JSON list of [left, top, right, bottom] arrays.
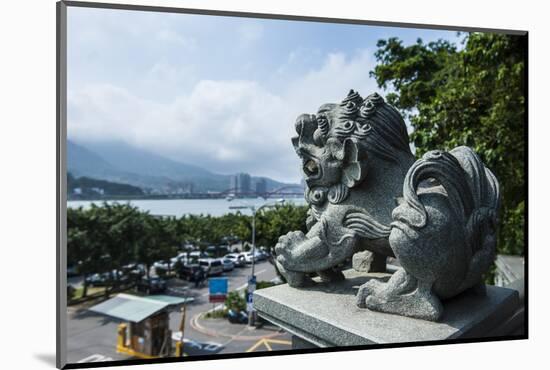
[[274, 90, 500, 321], [352, 251, 386, 273]]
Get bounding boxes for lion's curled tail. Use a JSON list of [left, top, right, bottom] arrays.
[[397, 146, 501, 293]]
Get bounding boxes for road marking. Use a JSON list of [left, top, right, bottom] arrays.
[[245, 338, 291, 352]]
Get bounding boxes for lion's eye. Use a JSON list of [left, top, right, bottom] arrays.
[[344, 121, 354, 129], [304, 160, 320, 176], [359, 122, 372, 131]]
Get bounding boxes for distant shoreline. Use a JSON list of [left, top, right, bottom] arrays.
[[67, 194, 304, 202]]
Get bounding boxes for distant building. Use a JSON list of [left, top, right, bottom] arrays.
[[230, 176, 237, 194], [230, 173, 251, 195], [91, 187, 105, 195], [255, 178, 267, 195], [174, 183, 194, 195]]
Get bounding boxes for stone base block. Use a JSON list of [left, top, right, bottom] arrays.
[[253, 269, 520, 347]]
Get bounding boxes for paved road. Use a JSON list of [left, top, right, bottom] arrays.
[[66, 260, 289, 364]]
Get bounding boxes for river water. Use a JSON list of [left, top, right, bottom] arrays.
[[67, 197, 306, 217]]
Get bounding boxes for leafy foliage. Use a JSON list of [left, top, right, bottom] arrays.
[[224, 291, 246, 312], [255, 204, 308, 254], [370, 33, 526, 255]]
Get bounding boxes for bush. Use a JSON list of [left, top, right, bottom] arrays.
[[225, 291, 246, 312], [204, 308, 227, 319]]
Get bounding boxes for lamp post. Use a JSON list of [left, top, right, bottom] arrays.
[[228, 198, 284, 326]]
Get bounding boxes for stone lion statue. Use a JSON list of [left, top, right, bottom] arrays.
[[274, 90, 500, 321]]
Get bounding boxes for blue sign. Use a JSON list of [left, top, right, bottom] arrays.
[[209, 277, 228, 295], [247, 275, 257, 293], [248, 275, 256, 286], [246, 291, 254, 312]]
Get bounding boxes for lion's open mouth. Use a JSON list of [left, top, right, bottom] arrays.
[[303, 159, 320, 177]]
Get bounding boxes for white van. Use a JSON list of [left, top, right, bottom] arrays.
[[199, 258, 224, 276]]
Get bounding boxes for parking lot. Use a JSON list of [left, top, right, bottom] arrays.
[[66, 259, 290, 364]]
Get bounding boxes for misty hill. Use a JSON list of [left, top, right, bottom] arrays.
[[68, 172, 144, 198], [80, 141, 229, 192], [67, 140, 119, 179], [67, 140, 299, 193], [67, 140, 168, 190]]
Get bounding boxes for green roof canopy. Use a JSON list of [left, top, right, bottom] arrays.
[[88, 293, 194, 323]]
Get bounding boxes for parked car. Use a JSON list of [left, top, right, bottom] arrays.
[[260, 248, 271, 257], [123, 263, 146, 280], [85, 270, 126, 287], [227, 309, 248, 324], [136, 276, 167, 294], [85, 273, 109, 287], [222, 258, 235, 272], [254, 250, 267, 261], [242, 252, 256, 264], [154, 260, 178, 270], [171, 253, 189, 265], [199, 258, 224, 276], [224, 253, 246, 267], [177, 263, 203, 282]]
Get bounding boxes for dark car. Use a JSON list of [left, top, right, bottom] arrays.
[[136, 276, 167, 294], [227, 309, 248, 324], [85, 273, 109, 287], [178, 264, 204, 282]]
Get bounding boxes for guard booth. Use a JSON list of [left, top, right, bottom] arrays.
[[89, 293, 193, 359]]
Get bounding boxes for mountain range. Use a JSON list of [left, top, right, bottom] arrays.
[[67, 140, 298, 193]]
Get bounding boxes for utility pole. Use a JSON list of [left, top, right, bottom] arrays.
[[228, 199, 285, 327], [176, 304, 186, 357]]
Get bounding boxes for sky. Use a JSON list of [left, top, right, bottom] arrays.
[[67, 7, 461, 184]]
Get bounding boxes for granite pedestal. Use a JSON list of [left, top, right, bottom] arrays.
[[253, 269, 520, 348]]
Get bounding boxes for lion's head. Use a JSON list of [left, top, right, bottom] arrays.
[[292, 90, 412, 206]]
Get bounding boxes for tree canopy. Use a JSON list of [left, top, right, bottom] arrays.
[[67, 202, 308, 294], [370, 32, 526, 255]]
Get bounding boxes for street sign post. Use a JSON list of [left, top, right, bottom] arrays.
[[246, 275, 257, 326], [208, 278, 228, 304]]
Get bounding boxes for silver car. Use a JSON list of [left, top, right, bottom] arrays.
[[224, 253, 246, 267], [199, 258, 224, 276]]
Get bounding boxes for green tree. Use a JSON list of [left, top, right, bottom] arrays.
[[67, 207, 104, 298], [135, 215, 171, 279], [370, 33, 526, 256], [67, 201, 311, 287], [255, 204, 308, 254]]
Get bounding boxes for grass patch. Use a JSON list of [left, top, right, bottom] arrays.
[[72, 286, 106, 299], [204, 308, 228, 319]]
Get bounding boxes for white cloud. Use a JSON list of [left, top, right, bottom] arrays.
[[286, 50, 379, 113], [68, 49, 381, 183]]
